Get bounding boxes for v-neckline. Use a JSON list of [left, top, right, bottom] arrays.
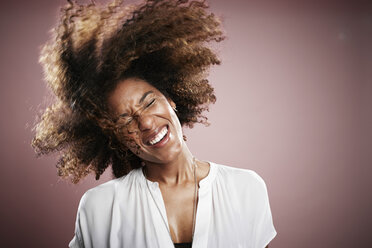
[[140, 162, 217, 248]]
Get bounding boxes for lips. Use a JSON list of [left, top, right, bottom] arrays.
[[143, 125, 169, 147]]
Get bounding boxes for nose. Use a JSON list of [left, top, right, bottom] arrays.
[[136, 113, 154, 132]]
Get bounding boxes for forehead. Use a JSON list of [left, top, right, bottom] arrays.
[[107, 78, 160, 114]]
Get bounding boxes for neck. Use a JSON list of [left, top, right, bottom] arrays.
[[143, 142, 195, 186]]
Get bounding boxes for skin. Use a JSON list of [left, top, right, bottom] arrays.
[[107, 78, 210, 243], [107, 78, 270, 247]]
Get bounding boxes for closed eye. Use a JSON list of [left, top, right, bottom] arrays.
[[126, 117, 133, 124], [145, 99, 155, 108]]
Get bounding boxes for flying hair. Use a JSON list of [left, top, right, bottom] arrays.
[[32, 0, 225, 183]]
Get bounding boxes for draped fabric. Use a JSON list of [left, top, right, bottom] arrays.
[[69, 162, 277, 248]]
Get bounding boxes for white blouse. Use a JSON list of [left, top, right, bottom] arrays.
[[69, 162, 277, 248]]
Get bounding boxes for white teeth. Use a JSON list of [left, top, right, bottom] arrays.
[[149, 127, 168, 145]]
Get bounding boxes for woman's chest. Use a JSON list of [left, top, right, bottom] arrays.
[[160, 184, 197, 243], [86, 181, 253, 247]]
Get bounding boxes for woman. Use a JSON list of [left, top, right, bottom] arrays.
[[32, 0, 276, 247]]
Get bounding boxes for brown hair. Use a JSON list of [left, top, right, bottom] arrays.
[[32, 0, 224, 183]]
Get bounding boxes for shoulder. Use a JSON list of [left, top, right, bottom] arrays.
[[214, 162, 267, 190], [212, 162, 270, 204], [78, 178, 119, 213], [77, 169, 139, 213], [214, 165, 277, 247]]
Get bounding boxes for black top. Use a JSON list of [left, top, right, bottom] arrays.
[[174, 242, 192, 248]]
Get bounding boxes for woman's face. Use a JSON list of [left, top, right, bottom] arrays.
[[107, 78, 184, 164]]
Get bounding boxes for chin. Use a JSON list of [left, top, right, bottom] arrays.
[[141, 140, 183, 164]]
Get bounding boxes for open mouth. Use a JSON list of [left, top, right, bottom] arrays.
[[147, 125, 169, 146]]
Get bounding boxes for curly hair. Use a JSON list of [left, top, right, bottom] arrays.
[[32, 0, 225, 184]]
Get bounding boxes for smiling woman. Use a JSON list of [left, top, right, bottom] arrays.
[[107, 78, 185, 164], [32, 0, 276, 247]]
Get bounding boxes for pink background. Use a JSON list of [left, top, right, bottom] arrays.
[[1, 0, 371, 247]]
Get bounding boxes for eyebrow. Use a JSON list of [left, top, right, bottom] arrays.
[[139, 90, 154, 104], [119, 90, 154, 118]]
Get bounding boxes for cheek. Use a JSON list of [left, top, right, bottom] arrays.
[[170, 110, 183, 140], [115, 132, 141, 154], [120, 134, 151, 160]]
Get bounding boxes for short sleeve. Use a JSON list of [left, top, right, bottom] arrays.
[[68, 193, 88, 248], [252, 173, 277, 248], [68, 207, 84, 248]]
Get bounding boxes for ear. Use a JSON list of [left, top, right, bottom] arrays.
[[166, 97, 176, 108]]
